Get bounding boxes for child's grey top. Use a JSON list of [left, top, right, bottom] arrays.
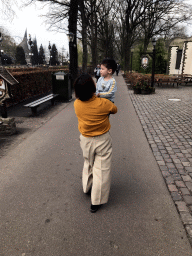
[[96, 77, 117, 103]]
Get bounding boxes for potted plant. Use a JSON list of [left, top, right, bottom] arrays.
[[133, 82, 141, 94], [141, 81, 155, 94]]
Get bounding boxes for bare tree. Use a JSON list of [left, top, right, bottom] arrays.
[[25, 0, 78, 81], [141, 0, 192, 52], [112, 0, 192, 71], [0, 0, 17, 19], [24, 0, 192, 72], [0, 27, 17, 62]]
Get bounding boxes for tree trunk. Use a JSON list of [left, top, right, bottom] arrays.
[[91, 1, 97, 71], [82, 27, 88, 73], [124, 36, 131, 71], [68, 0, 78, 84], [79, 0, 88, 73], [143, 35, 150, 53]]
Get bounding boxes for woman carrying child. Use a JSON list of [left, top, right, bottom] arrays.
[[74, 73, 117, 213]]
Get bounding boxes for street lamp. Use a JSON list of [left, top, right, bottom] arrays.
[[62, 46, 66, 66], [4, 58, 7, 66], [0, 32, 3, 66], [28, 34, 34, 49], [67, 32, 75, 85], [48, 41, 52, 65], [151, 38, 156, 88], [130, 47, 133, 73], [28, 34, 34, 66], [29, 52, 34, 66], [67, 32, 75, 43]]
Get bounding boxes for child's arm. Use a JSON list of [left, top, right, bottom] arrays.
[[99, 78, 117, 100]]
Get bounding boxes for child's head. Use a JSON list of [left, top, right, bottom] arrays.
[[74, 73, 96, 101], [101, 58, 117, 75]]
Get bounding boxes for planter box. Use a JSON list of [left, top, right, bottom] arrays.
[[141, 89, 151, 95], [141, 87, 155, 95], [133, 88, 141, 94]]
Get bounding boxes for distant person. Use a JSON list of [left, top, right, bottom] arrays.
[[116, 63, 120, 76], [74, 73, 118, 213], [96, 58, 117, 103], [94, 64, 101, 82]]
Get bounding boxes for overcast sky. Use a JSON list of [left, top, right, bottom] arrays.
[[1, 0, 192, 56], [0, 1, 69, 56]]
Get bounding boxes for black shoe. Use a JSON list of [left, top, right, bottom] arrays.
[[90, 204, 100, 213]]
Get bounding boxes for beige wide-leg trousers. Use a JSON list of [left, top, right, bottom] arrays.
[[80, 132, 112, 205]]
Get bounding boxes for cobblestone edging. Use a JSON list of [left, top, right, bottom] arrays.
[[128, 86, 192, 244]]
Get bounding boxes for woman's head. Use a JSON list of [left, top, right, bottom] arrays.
[[74, 74, 96, 101]]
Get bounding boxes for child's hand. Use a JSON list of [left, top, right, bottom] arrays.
[[97, 93, 100, 97]]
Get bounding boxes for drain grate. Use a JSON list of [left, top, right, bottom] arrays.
[[168, 99, 181, 102]]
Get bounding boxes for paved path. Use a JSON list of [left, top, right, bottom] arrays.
[[0, 75, 192, 255], [128, 84, 192, 244]]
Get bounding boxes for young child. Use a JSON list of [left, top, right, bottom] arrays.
[[74, 74, 117, 213], [96, 58, 117, 103]]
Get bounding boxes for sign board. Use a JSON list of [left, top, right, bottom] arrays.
[[141, 56, 149, 69], [56, 75, 65, 80]]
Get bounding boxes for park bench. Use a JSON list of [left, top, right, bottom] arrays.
[[177, 75, 192, 86], [155, 75, 192, 87], [155, 78, 179, 87], [23, 93, 59, 115]]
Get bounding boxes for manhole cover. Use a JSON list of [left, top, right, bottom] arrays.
[[168, 99, 181, 101]]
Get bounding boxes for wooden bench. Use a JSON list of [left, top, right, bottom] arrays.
[[177, 75, 192, 86], [24, 93, 59, 115], [155, 78, 179, 87]]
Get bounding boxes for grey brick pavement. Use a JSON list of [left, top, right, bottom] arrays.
[[128, 85, 192, 243]]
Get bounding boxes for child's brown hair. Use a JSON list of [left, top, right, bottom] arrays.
[[101, 58, 117, 74]]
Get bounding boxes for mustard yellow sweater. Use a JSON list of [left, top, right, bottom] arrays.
[[74, 95, 117, 137]]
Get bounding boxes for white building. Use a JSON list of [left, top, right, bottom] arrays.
[[169, 37, 192, 76]]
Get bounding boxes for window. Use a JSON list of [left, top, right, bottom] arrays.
[[175, 49, 182, 70]]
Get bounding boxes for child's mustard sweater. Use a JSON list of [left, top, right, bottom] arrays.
[[74, 95, 117, 137]]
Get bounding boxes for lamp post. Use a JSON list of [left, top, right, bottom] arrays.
[[4, 58, 7, 66], [67, 32, 75, 85], [48, 41, 52, 65], [28, 34, 34, 66], [0, 32, 3, 66], [130, 47, 133, 73], [0, 32, 6, 118], [151, 38, 156, 88], [0, 50, 4, 65], [29, 52, 34, 66]]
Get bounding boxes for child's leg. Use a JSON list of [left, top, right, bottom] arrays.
[[79, 134, 94, 193], [91, 132, 112, 205]]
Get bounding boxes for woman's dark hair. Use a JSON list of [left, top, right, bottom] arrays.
[[74, 73, 96, 101], [101, 58, 117, 74]]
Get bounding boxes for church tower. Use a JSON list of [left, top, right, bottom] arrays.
[[19, 29, 31, 64]]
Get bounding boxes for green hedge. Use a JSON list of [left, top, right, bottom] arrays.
[[6, 67, 68, 106]]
